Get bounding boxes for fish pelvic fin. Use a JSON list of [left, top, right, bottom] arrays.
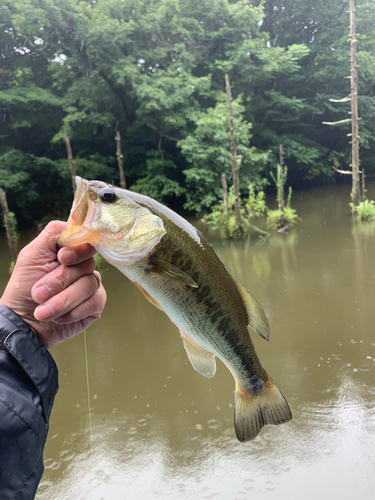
[[234, 377, 292, 442], [234, 279, 270, 341], [134, 283, 164, 312], [181, 332, 216, 378]]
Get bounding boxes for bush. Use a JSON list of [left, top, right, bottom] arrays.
[[266, 206, 299, 231], [206, 185, 267, 239], [353, 199, 375, 221]]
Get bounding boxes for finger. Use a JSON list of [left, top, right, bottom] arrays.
[[31, 258, 95, 304], [52, 286, 107, 325], [34, 272, 102, 321], [57, 244, 97, 266]]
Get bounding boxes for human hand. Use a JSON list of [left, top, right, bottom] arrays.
[[0, 221, 107, 348]]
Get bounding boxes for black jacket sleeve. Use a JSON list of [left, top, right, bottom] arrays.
[[0, 305, 59, 500]]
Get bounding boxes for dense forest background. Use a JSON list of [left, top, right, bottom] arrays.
[[1, 0, 375, 228]]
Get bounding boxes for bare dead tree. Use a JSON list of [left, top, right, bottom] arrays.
[[361, 168, 366, 201], [224, 74, 241, 227], [115, 131, 126, 189], [278, 145, 286, 213], [0, 188, 17, 262], [350, 0, 360, 207], [324, 0, 361, 207], [64, 135, 76, 193], [221, 173, 228, 213]]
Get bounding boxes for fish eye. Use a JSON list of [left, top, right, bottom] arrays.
[[99, 188, 118, 204]]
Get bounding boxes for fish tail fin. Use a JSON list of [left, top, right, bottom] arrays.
[[234, 377, 292, 442]]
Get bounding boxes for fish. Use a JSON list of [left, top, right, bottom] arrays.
[[58, 176, 292, 442]]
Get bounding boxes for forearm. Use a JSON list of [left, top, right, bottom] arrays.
[[0, 305, 58, 500]]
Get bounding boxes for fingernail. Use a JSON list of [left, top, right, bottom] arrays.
[[34, 304, 53, 321], [58, 248, 75, 265], [32, 285, 51, 303]]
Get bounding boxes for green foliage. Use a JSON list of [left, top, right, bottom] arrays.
[[93, 252, 105, 272], [352, 199, 375, 221], [1, 0, 375, 226], [207, 185, 267, 239], [266, 207, 299, 232], [0, 0, 310, 226], [244, 185, 268, 219], [258, 0, 375, 182], [267, 163, 299, 231], [130, 150, 185, 203], [0, 148, 42, 224], [180, 98, 269, 213]]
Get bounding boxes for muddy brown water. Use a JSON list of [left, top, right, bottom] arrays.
[[1, 183, 375, 500]]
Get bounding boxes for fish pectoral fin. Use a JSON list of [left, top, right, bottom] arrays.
[[149, 257, 198, 288], [234, 279, 270, 341], [181, 332, 216, 378], [134, 283, 164, 312], [234, 377, 292, 442]]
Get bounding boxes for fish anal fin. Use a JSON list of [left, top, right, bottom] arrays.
[[149, 257, 198, 288], [234, 377, 292, 442], [234, 279, 270, 341], [180, 332, 216, 378], [134, 283, 164, 312]]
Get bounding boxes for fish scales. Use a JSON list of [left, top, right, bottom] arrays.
[[57, 177, 292, 442], [125, 192, 264, 382]]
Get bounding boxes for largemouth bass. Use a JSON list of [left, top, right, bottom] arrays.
[[58, 176, 292, 442]]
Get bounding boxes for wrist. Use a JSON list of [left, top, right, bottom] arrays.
[[0, 299, 46, 347]]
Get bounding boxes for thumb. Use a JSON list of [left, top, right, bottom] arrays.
[[20, 221, 68, 264]]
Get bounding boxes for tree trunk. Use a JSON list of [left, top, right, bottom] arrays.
[[361, 168, 366, 201], [115, 131, 126, 189], [350, 0, 360, 207], [224, 74, 241, 227], [279, 144, 286, 212], [221, 173, 228, 212], [64, 135, 76, 193], [0, 188, 17, 262]]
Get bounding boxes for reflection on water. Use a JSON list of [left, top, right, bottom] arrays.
[[1, 183, 375, 499]]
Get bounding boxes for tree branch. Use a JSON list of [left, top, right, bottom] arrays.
[[332, 165, 352, 175], [322, 119, 351, 125], [329, 95, 351, 103], [147, 123, 179, 142]]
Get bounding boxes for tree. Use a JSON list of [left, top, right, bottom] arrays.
[[4, 0, 372, 228], [179, 96, 268, 214], [349, 0, 360, 207], [257, 0, 375, 183]]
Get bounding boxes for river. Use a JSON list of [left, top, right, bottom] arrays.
[[1, 182, 375, 500]]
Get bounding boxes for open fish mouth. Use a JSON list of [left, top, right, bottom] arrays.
[[57, 177, 101, 248], [70, 176, 88, 225]]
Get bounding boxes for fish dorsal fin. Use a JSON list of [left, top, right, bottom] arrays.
[[134, 283, 164, 312], [234, 279, 270, 341], [181, 332, 216, 378], [149, 257, 198, 288]]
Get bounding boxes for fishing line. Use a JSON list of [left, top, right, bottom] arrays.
[[84, 330, 94, 465]]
